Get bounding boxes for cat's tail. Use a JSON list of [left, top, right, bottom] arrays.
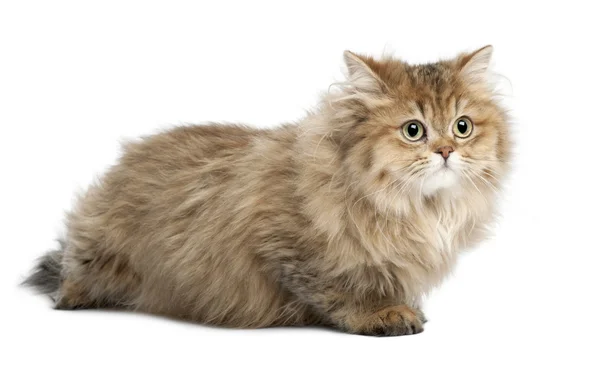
[[23, 241, 65, 298]]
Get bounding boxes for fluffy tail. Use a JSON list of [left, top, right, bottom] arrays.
[[23, 242, 64, 297]]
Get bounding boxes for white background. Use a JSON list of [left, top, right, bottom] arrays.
[[1, 1, 599, 367]]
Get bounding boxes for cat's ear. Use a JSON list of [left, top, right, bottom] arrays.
[[456, 45, 493, 84], [343, 51, 388, 95]]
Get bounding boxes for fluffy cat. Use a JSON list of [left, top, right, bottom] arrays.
[[25, 46, 510, 336]]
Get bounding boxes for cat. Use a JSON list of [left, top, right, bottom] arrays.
[[25, 46, 510, 336]]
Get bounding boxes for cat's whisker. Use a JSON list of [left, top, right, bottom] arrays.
[[462, 170, 488, 205], [350, 177, 403, 212], [464, 167, 500, 196], [387, 169, 425, 217], [462, 157, 506, 164], [472, 172, 500, 194]]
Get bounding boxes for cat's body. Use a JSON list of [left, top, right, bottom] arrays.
[[26, 47, 510, 336]]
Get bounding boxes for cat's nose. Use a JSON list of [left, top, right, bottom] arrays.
[[436, 146, 454, 160]]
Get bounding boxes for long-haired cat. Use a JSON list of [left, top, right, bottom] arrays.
[[25, 46, 510, 336]]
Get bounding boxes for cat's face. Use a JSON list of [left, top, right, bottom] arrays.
[[336, 47, 510, 207]]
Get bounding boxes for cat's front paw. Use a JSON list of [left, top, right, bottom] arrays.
[[348, 305, 425, 336]]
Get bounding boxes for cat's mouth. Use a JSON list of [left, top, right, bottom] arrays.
[[439, 159, 455, 171], [439, 166, 456, 176], [421, 166, 460, 196], [439, 165, 459, 179]]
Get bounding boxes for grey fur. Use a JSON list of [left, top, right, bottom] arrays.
[[23, 240, 64, 299]]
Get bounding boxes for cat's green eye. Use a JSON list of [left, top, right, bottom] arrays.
[[401, 121, 425, 141], [453, 117, 473, 138]]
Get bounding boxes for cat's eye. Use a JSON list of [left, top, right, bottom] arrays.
[[401, 121, 425, 141], [453, 117, 473, 138]]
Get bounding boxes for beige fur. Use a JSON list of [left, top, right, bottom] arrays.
[[26, 46, 511, 336]]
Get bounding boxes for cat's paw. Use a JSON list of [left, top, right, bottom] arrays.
[[349, 305, 425, 336]]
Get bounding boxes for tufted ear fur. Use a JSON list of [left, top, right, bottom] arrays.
[[343, 50, 388, 95], [456, 45, 494, 85]]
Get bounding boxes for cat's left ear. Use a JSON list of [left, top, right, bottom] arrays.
[[456, 45, 493, 84]]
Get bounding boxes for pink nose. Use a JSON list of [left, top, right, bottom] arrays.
[[436, 146, 454, 160]]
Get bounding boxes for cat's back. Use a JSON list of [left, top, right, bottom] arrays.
[[79, 122, 298, 226], [73, 123, 268, 225], [67, 123, 266, 248], [121, 123, 263, 173]]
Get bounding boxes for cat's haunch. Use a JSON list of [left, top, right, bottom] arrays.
[[25, 46, 510, 336]]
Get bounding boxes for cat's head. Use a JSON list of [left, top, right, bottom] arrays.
[[328, 46, 510, 209]]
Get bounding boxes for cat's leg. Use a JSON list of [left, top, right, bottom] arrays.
[[281, 264, 425, 336], [408, 295, 428, 323], [414, 307, 428, 324], [331, 303, 425, 336], [56, 239, 142, 310], [54, 278, 95, 310]]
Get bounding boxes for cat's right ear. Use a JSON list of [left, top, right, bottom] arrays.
[[456, 45, 494, 86], [343, 51, 388, 95]]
